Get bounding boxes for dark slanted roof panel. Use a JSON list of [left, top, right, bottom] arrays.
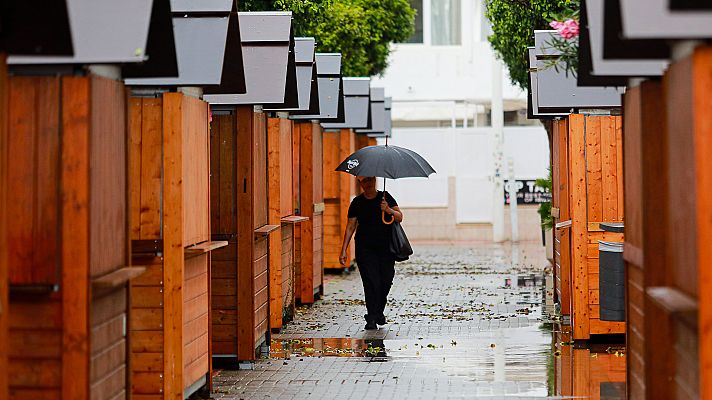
[[125, 16, 229, 85], [122, 0, 179, 79], [322, 78, 371, 129], [264, 38, 318, 112], [620, 0, 712, 38], [203, 12, 292, 105], [602, 0, 669, 60], [1, 0, 73, 55], [356, 88, 386, 134], [9, 0, 153, 64], [291, 53, 344, 120], [579, 0, 666, 85]]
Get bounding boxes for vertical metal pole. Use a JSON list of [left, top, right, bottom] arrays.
[[492, 59, 505, 242], [507, 158, 519, 242]]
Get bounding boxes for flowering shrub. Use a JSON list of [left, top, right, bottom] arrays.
[[541, 4, 580, 77]]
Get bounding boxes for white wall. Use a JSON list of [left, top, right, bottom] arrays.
[[378, 126, 549, 227]]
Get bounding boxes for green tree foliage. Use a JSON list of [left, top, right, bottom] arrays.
[[240, 0, 415, 76], [485, 0, 575, 90]]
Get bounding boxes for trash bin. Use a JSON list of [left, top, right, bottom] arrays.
[[599, 240, 625, 322]]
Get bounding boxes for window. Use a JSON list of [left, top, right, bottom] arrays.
[[431, 0, 461, 45], [403, 0, 424, 43]]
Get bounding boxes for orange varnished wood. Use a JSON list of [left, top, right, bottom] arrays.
[[268, 116, 284, 330], [561, 114, 625, 340], [128, 93, 211, 397], [553, 119, 571, 318], [0, 54, 7, 400], [693, 46, 712, 400]]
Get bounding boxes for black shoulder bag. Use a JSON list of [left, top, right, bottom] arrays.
[[389, 222, 413, 262]]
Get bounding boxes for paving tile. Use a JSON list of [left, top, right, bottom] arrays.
[[197, 243, 553, 400]]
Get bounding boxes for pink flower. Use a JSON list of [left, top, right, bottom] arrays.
[[549, 20, 565, 30], [550, 19, 579, 40], [562, 19, 579, 38]]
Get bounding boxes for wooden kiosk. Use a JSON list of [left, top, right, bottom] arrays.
[[0, 4, 74, 397], [320, 78, 372, 272], [291, 53, 346, 304], [0, 3, 155, 399], [322, 128, 356, 269], [532, 31, 626, 340], [203, 11, 296, 360], [263, 37, 319, 329], [123, 3, 245, 396], [623, 47, 712, 399]]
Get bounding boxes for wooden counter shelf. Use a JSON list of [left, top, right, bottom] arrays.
[[254, 224, 281, 237], [185, 240, 229, 257], [281, 216, 309, 224], [92, 266, 147, 289]]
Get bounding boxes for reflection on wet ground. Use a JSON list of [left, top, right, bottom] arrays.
[[205, 244, 627, 399], [551, 327, 626, 399]]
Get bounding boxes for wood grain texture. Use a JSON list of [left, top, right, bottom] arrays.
[[162, 92, 185, 399], [569, 114, 590, 340], [139, 98, 163, 240], [6, 76, 61, 285], [236, 106, 256, 360], [299, 122, 315, 303], [280, 118, 293, 218], [693, 46, 712, 398], [182, 97, 210, 247], [89, 75, 127, 278], [268, 117, 284, 330], [61, 76, 91, 400], [0, 54, 8, 400], [253, 111, 268, 229]]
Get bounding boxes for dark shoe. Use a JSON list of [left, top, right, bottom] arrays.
[[376, 315, 387, 325], [365, 321, 378, 330]]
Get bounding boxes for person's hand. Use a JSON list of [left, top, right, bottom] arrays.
[[380, 198, 391, 214], [339, 250, 348, 266]]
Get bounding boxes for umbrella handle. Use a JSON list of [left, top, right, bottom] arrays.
[[382, 211, 394, 225]]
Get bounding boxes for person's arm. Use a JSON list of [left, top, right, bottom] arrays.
[[339, 217, 358, 266]]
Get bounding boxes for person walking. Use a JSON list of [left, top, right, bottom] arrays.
[[339, 176, 403, 330]]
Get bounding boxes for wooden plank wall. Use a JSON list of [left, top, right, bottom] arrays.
[[568, 114, 625, 340], [661, 47, 712, 399], [622, 85, 645, 400], [5, 75, 64, 400], [183, 97, 211, 247], [0, 54, 7, 400], [88, 75, 128, 400], [312, 123, 324, 297], [552, 119, 571, 318], [253, 111, 269, 348], [322, 129, 356, 269], [296, 122, 325, 303], [281, 225, 295, 321], [209, 113, 238, 356], [297, 122, 314, 303], [129, 93, 211, 397], [235, 106, 269, 360], [4, 74, 129, 400]]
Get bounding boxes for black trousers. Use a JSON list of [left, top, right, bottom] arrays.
[[356, 249, 396, 322]]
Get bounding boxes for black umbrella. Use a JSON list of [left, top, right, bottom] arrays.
[[335, 142, 435, 223], [335, 144, 436, 179]]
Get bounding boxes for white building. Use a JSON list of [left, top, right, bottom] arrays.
[[372, 0, 550, 242]]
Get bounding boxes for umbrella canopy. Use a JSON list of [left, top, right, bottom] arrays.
[[335, 145, 436, 179]]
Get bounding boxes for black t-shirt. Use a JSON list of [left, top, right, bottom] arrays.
[[348, 191, 398, 254]]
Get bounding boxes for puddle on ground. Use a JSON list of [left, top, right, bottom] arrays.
[[270, 325, 627, 399]]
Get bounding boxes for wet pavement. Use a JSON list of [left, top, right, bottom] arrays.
[[204, 243, 626, 399]]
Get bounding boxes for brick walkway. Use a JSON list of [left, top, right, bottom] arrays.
[[206, 243, 553, 399]]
